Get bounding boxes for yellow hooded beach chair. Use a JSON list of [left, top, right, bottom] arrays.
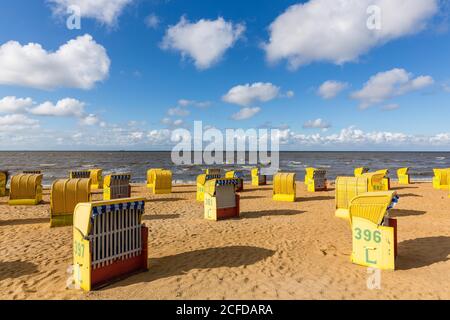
[[225, 170, 244, 192], [397, 168, 410, 185], [0, 171, 8, 197], [305, 168, 327, 192], [362, 172, 386, 192], [304, 167, 316, 185], [204, 178, 240, 221], [8, 173, 43, 205], [147, 169, 172, 194], [50, 178, 91, 227], [374, 169, 390, 191], [196, 173, 222, 202], [335, 176, 369, 220], [251, 167, 267, 186], [273, 172, 296, 202], [354, 167, 369, 177], [103, 173, 131, 200], [349, 191, 399, 270], [432, 168, 450, 190], [89, 169, 103, 190]]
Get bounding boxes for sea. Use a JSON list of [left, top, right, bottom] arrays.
[[1, 151, 449, 186]]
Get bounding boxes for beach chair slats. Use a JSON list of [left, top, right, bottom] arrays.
[[349, 192, 399, 270], [8, 174, 43, 205], [397, 167, 410, 185], [273, 172, 296, 202], [354, 167, 369, 177], [103, 174, 131, 200], [50, 178, 91, 227], [305, 168, 327, 192], [0, 170, 8, 197], [147, 169, 172, 194], [432, 168, 450, 190], [251, 168, 267, 186], [73, 198, 147, 291], [335, 176, 369, 220], [204, 179, 240, 221], [23, 170, 42, 174], [70, 170, 91, 179], [89, 169, 103, 190]]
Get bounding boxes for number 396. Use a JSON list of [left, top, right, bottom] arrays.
[[354, 228, 381, 243]]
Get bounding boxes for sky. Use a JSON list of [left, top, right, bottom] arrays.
[[0, 0, 450, 151]]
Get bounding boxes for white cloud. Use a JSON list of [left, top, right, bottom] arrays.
[[303, 118, 332, 129], [161, 17, 245, 69], [264, 0, 438, 69], [0, 114, 39, 131], [168, 107, 190, 117], [231, 107, 261, 120], [79, 114, 99, 126], [161, 117, 184, 128], [145, 13, 160, 29], [0, 34, 110, 90], [381, 103, 400, 111], [49, 0, 133, 26], [317, 81, 349, 99], [178, 99, 211, 108], [223, 82, 280, 107], [30, 98, 85, 117], [351, 68, 434, 108], [0, 96, 34, 113]]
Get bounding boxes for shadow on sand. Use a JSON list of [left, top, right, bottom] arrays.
[[390, 209, 426, 217], [396, 236, 450, 270], [0, 261, 39, 281], [241, 210, 304, 219], [0, 217, 49, 226], [143, 214, 180, 221]]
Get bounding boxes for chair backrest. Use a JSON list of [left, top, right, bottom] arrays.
[[273, 173, 296, 196], [354, 167, 369, 177], [89, 169, 103, 188], [362, 172, 385, 191], [397, 167, 409, 176], [335, 176, 369, 210], [349, 191, 398, 225], [0, 171, 9, 195], [146, 168, 163, 185], [9, 174, 43, 200], [51, 178, 91, 215]]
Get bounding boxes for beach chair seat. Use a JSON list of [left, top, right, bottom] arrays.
[[306, 169, 327, 192], [251, 167, 267, 186], [50, 178, 91, 227], [73, 198, 147, 291], [335, 176, 369, 220], [273, 172, 296, 202], [88, 169, 103, 190], [103, 173, 131, 200], [397, 168, 410, 185], [147, 169, 172, 194], [354, 167, 369, 177], [204, 178, 240, 221], [225, 170, 244, 192], [196, 173, 221, 202], [8, 174, 43, 205], [349, 192, 399, 270], [432, 168, 450, 190], [374, 169, 390, 191], [69, 170, 91, 179], [0, 171, 8, 197]]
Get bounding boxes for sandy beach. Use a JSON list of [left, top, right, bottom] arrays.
[[0, 181, 449, 300]]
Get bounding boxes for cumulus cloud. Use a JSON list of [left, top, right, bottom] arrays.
[[351, 68, 434, 108], [0, 114, 39, 131], [0, 96, 34, 113], [161, 17, 245, 69], [79, 114, 100, 126], [145, 13, 160, 29], [231, 107, 261, 120], [30, 98, 85, 117], [317, 81, 349, 99], [178, 99, 211, 108], [0, 34, 110, 90], [161, 117, 184, 128], [223, 82, 280, 107], [48, 0, 133, 26], [303, 118, 332, 129], [168, 107, 190, 117], [264, 0, 438, 69]]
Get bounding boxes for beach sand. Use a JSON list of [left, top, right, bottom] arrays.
[[0, 182, 449, 300]]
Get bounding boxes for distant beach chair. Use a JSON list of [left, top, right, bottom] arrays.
[[69, 170, 91, 179], [432, 168, 450, 190], [374, 169, 390, 190], [103, 173, 131, 200], [89, 169, 103, 190], [204, 178, 240, 221], [204, 168, 222, 176], [251, 167, 267, 186], [23, 170, 42, 175], [147, 169, 172, 194], [73, 197, 148, 291], [397, 168, 410, 185], [0, 171, 8, 197], [362, 172, 386, 191], [8, 173, 43, 205], [354, 167, 369, 177], [50, 178, 91, 227], [196, 173, 221, 202], [225, 170, 244, 192], [305, 168, 327, 192], [349, 191, 399, 270], [273, 172, 296, 202], [335, 176, 369, 220]]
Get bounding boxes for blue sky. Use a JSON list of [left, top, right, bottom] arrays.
[[0, 0, 449, 151]]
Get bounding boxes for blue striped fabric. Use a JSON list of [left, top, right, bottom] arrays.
[[92, 200, 145, 218], [216, 179, 240, 186], [387, 195, 400, 210]]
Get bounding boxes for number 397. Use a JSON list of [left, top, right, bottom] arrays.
[[354, 228, 381, 243]]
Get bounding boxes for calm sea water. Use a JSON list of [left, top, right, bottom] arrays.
[[0, 151, 449, 185]]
